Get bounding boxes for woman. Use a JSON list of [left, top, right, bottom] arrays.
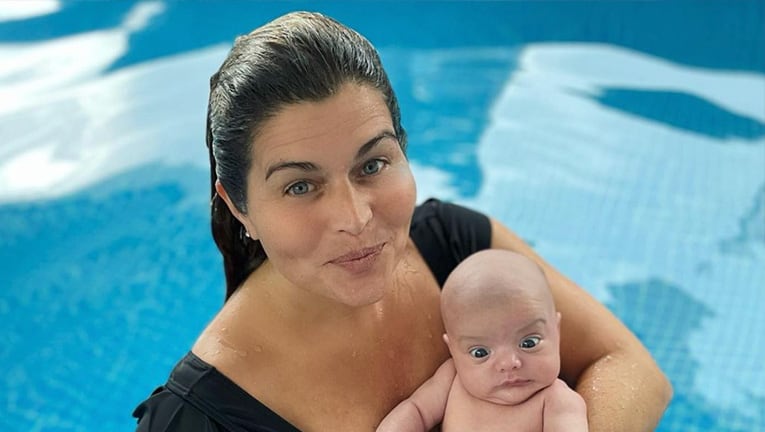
[[133, 11, 671, 432]]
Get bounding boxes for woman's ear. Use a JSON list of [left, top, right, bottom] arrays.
[[215, 180, 257, 239]]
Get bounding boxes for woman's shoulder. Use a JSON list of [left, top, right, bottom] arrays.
[[133, 351, 298, 431], [411, 198, 491, 246], [132, 353, 227, 431], [410, 198, 492, 286], [191, 283, 277, 373]]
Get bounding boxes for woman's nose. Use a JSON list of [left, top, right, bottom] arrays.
[[331, 181, 372, 235]]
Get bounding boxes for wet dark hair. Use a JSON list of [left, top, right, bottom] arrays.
[[206, 11, 407, 300]]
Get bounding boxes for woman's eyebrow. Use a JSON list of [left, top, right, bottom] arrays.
[[265, 161, 317, 181], [264, 130, 398, 181], [356, 130, 398, 160]]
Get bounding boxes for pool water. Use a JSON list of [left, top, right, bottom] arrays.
[[1, 1, 763, 431]]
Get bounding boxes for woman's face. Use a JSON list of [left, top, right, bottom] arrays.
[[233, 83, 416, 307]]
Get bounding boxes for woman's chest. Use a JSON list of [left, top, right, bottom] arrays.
[[250, 265, 449, 430]]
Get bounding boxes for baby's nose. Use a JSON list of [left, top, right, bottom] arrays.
[[496, 351, 522, 372]]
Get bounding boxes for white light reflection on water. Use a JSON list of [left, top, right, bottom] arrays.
[[0, 1, 215, 203], [0, 0, 61, 22]]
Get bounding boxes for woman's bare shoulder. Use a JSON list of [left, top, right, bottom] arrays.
[[190, 286, 275, 378]]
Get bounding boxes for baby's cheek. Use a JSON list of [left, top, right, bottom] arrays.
[[542, 354, 562, 383]]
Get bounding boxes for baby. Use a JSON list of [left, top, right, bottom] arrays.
[[377, 249, 588, 431]]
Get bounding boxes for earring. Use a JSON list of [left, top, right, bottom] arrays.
[[245, 231, 251, 238]]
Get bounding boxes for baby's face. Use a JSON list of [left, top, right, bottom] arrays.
[[444, 291, 561, 406]]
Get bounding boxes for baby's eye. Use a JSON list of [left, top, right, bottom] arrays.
[[361, 159, 385, 176], [468, 347, 490, 359], [286, 181, 314, 196], [520, 336, 541, 349]]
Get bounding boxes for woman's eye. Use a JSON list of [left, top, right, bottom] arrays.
[[468, 347, 490, 359], [520, 336, 541, 349], [286, 181, 313, 196], [361, 159, 385, 176]]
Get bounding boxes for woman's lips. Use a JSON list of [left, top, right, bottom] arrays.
[[328, 243, 385, 272]]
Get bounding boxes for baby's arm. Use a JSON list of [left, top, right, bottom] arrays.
[[543, 378, 589, 432], [376, 359, 456, 432]]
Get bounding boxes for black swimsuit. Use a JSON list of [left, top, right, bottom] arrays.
[[132, 198, 492, 432]]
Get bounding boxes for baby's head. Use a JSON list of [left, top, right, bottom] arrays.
[[441, 249, 561, 405]]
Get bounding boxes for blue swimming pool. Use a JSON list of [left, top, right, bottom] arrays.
[[1, 1, 763, 431]]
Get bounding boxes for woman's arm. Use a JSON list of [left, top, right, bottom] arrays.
[[489, 218, 672, 432]]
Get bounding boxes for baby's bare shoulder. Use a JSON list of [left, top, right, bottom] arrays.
[[544, 379, 586, 411]]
